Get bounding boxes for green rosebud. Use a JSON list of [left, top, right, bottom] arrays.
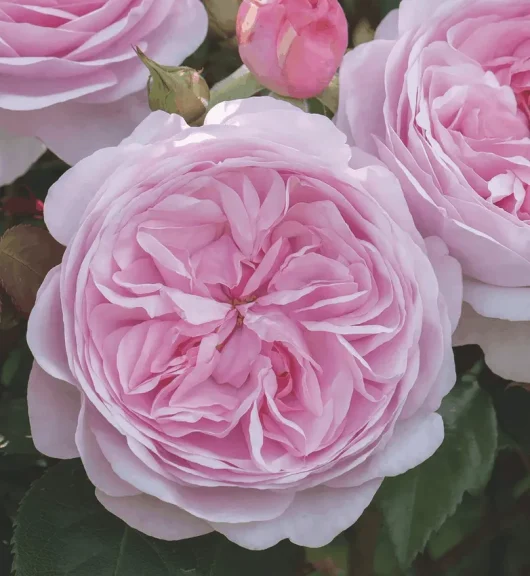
[[135, 47, 210, 124], [203, 0, 242, 38]]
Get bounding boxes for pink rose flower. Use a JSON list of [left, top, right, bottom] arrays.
[[236, 0, 348, 98], [27, 98, 459, 549], [0, 0, 207, 167], [336, 0, 530, 383]]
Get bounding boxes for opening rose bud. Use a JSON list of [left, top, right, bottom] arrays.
[[236, 0, 348, 99]]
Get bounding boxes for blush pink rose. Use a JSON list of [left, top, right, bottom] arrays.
[[27, 97, 460, 549], [236, 0, 348, 98], [336, 0, 530, 383], [0, 0, 207, 167]]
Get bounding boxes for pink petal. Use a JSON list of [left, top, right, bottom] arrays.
[[398, 0, 451, 34], [463, 279, 530, 322], [27, 266, 73, 383], [327, 413, 444, 488], [44, 146, 123, 245], [96, 491, 213, 540], [211, 480, 381, 549], [0, 129, 44, 186], [454, 303, 530, 383], [28, 362, 81, 458], [336, 41, 393, 154], [76, 401, 139, 497]]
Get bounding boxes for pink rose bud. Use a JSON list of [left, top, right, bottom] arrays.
[[236, 0, 348, 99]]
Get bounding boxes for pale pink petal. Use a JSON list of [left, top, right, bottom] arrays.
[[44, 145, 123, 245], [327, 413, 444, 488], [375, 9, 399, 41], [212, 481, 381, 549], [463, 279, 530, 322], [76, 401, 139, 497], [398, 0, 452, 34], [0, 129, 44, 186], [96, 491, 213, 540], [121, 110, 189, 147], [27, 266, 73, 383], [336, 41, 393, 153], [425, 236, 463, 332], [28, 362, 81, 458], [206, 97, 351, 168], [454, 304, 530, 383], [35, 92, 150, 165]]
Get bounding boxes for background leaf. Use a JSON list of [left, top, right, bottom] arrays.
[[377, 377, 498, 569], [0, 399, 36, 455], [13, 459, 300, 576], [379, 0, 400, 18], [0, 225, 63, 314]]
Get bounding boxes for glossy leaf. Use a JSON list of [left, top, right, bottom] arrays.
[[14, 459, 300, 576], [377, 378, 498, 569]]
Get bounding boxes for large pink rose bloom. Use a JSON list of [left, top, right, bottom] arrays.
[[336, 0, 530, 382], [27, 98, 459, 549], [0, 0, 207, 167]]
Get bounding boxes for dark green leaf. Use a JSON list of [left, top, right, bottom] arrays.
[[504, 515, 530, 576], [1, 346, 22, 387], [0, 506, 12, 575], [377, 378, 498, 569], [1, 342, 33, 399], [428, 494, 485, 560], [379, 0, 400, 18], [14, 459, 300, 576], [484, 375, 530, 453], [0, 291, 19, 331], [0, 398, 36, 455]]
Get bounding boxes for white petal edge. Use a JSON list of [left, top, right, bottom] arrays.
[[96, 491, 213, 541], [27, 266, 73, 383], [0, 130, 44, 186], [211, 480, 382, 550], [463, 279, 530, 322], [28, 362, 81, 458], [327, 412, 444, 488], [454, 303, 530, 383]]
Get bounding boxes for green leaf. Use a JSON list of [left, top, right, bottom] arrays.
[[428, 494, 485, 560], [380, 0, 400, 18], [484, 376, 530, 452], [504, 515, 530, 576], [0, 225, 64, 314], [0, 398, 36, 455], [1, 342, 33, 399], [1, 347, 22, 387], [425, 493, 490, 576], [377, 378, 498, 569], [0, 290, 19, 331], [14, 459, 300, 576], [0, 504, 13, 575]]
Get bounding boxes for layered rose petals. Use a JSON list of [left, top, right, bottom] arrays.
[[0, 0, 207, 166], [27, 98, 459, 549], [337, 0, 530, 382]]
